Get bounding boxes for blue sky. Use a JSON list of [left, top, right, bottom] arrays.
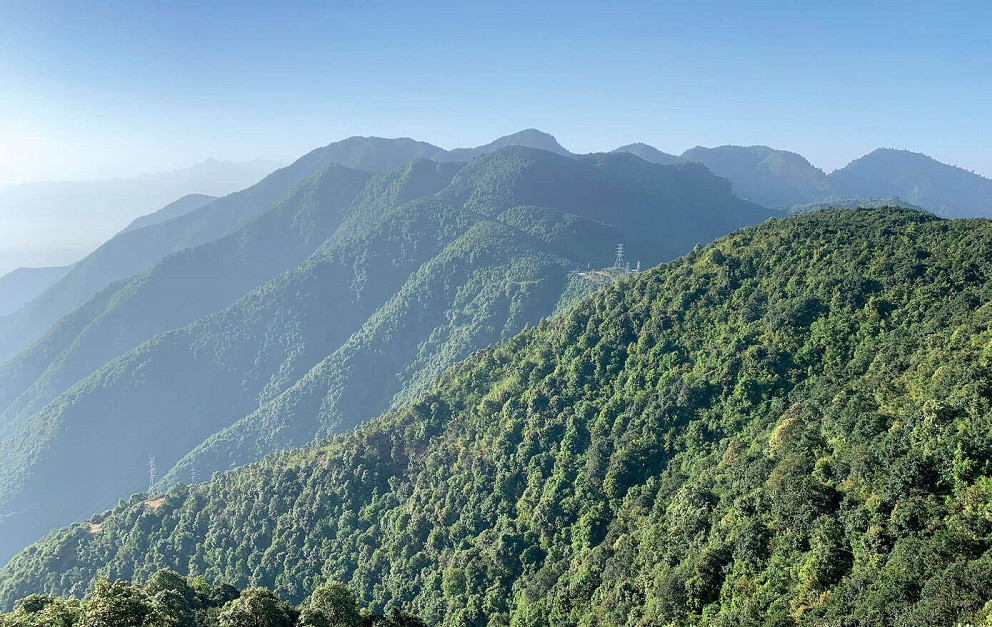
[[1, 0, 989, 184]]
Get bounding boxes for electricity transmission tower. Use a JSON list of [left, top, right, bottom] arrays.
[[148, 454, 158, 492], [614, 243, 626, 270]]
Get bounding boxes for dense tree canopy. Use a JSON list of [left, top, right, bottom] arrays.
[[0, 146, 767, 566], [5, 209, 992, 625], [0, 572, 424, 627]]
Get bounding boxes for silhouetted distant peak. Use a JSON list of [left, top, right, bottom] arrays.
[[448, 129, 571, 160], [612, 143, 680, 165], [492, 128, 570, 153], [680, 145, 831, 208], [842, 147, 960, 170], [829, 147, 992, 217]]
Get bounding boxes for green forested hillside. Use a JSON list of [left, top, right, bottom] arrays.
[[0, 160, 463, 447], [0, 164, 374, 434], [0, 131, 570, 363], [5, 209, 992, 625], [0, 147, 768, 566]]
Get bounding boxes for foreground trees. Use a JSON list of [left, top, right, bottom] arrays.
[[0, 573, 424, 627]]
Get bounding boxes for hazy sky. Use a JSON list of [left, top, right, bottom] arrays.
[[1, 0, 990, 185]]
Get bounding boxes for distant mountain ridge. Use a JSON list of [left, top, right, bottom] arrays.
[[0, 267, 71, 317], [121, 193, 217, 233], [447, 129, 572, 160], [612, 143, 679, 165], [613, 142, 992, 216], [0, 130, 571, 362], [829, 147, 992, 217], [681, 145, 833, 209], [0, 145, 771, 565]]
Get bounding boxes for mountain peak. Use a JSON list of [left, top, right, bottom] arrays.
[[447, 129, 571, 160], [680, 144, 831, 208], [829, 147, 992, 217], [493, 128, 568, 152], [612, 143, 680, 165]]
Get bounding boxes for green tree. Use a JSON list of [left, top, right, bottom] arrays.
[[217, 588, 295, 627], [0, 594, 80, 627], [78, 579, 170, 627], [299, 581, 360, 627]]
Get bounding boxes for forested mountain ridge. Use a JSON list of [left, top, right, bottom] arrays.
[[121, 193, 217, 233], [0, 164, 375, 438], [0, 130, 573, 362], [680, 145, 833, 209], [4, 209, 992, 625], [0, 159, 465, 438], [612, 143, 679, 166], [830, 147, 992, 218], [447, 129, 571, 160], [0, 147, 769, 567]]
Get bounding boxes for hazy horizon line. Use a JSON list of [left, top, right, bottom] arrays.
[[3, 131, 991, 188]]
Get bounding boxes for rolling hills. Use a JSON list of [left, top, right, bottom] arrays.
[[0, 130, 573, 363], [615, 142, 992, 217], [680, 145, 834, 209], [3, 209, 992, 625], [830, 148, 992, 218], [0, 146, 770, 566], [0, 164, 377, 438]]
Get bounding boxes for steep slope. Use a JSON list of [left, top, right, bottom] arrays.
[[4, 210, 992, 625], [0, 147, 770, 566], [830, 148, 992, 218], [160, 206, 619, 486], [0, 131, 570, 362], [0, 145, 361, 362], [162, 148, 769, 485], [0, 267, 70, 317], [0, 164, 376, 433], [121, 193, 217, 233], [612, 143, 680, 165], [681, 145, 834, 208]]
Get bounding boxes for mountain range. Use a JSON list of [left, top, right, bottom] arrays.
[[0, 136, 770, 565], [0, 130, 582, 363], [4, 130, 990, 363], [0, 194, 220, 317], [4, 209, 992, 625], [2, 129, 992, 625], [616, 143, 992, 216]]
